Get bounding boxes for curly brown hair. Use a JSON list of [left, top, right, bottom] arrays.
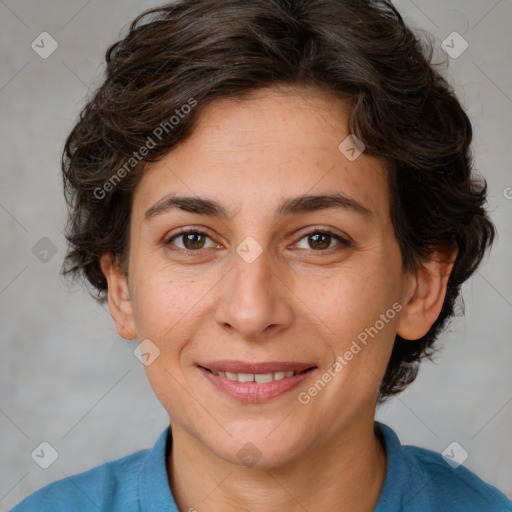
[[60, 0, 496, 401]]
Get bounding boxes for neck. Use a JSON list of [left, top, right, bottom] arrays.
[[167, 411, 387, 512]]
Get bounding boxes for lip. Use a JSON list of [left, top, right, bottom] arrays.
[[197, 361, 317, 403], [199, 360, 314, 374]]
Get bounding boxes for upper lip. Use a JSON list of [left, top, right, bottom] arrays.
[[198, 361, 316, 374]]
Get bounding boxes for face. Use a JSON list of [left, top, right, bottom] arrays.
[[104, 86, 429, 468]]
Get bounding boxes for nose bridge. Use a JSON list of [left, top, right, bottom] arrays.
[[216, 244, 291, 338]]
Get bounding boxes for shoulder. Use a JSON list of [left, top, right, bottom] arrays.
[[375, 422, 512, 512], [403, 443, 511, 510], [9, 449, 149, 512]]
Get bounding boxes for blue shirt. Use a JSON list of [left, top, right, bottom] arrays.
[[10, 422, 511, 511]]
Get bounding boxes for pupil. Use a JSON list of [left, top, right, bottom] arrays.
[[310, 233, 330, 250], [185, 233, 204, 249]]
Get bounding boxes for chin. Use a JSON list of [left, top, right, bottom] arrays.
[[210, 426, 309, 469]]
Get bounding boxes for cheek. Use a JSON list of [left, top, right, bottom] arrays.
[[299, 261, 400, 329], [305, 272, 402, 407], [298, 255, 403, 372], [129, 273, 208, 406], [132, 278, 196, 339], [129, 262, 225, 363]]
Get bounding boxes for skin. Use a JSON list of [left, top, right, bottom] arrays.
[[101, 85, 456, 512]]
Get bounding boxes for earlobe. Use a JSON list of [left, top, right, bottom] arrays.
[[100, 253, 137, 340], [396, 248, 457, 341]]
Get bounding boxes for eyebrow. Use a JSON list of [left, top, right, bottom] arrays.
[[144, 192, 373, 221]]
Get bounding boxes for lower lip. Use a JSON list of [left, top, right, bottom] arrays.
[[199, 367, 316, 403]]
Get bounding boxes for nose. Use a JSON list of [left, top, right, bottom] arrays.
[[215, 248, 293, 341]]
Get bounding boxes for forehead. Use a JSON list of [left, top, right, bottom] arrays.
[[132, 86, 390, 223]]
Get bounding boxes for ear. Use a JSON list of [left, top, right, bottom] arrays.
[[396, 247, 458, 341], [100, 253, 137, 340]]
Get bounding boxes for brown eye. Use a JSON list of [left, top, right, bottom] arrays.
[[165, 230, 215, 251], [181, 232, 206, 250], [294, 230, 352, 252], [308, 233, 332, 250]]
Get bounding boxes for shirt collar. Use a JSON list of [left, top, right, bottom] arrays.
[[139, 425, 178, 512], [374, 420, 406, 511]]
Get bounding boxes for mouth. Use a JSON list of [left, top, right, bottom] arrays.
[[197, 361, 317, 402], [201, 367, 311, 382]]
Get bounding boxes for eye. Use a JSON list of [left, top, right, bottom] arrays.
[[293, 229, 352, 251], [164, 229, 219, 251], [163, 227, 351, 254]]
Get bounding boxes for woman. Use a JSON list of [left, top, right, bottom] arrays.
[[11, 0, 511, 510]]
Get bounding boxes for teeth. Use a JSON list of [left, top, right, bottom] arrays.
[[255, 373, 273, 383], [211, 369, 301, 382]]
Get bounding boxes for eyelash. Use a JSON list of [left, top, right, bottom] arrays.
[[163, 227, 352, 255]]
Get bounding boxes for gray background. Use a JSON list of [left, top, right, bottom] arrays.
[[1, 0, 511, 508]]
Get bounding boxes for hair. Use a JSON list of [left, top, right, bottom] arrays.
[[61, 0, 496, 402]]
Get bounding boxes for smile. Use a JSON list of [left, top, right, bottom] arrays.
[[206, 368, 306, 382], [197, 362, 317, 402]]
